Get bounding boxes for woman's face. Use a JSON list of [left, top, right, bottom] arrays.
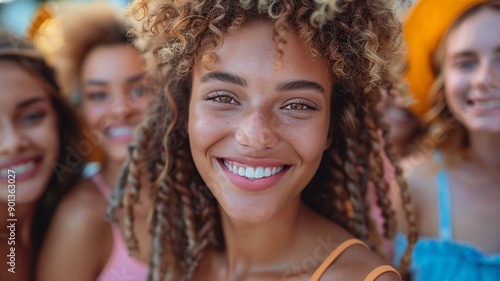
[[443, 7, 500, 133], [0, 61, 59, 204], [81, 44, 151, 164], [189, 20, 332, 223]]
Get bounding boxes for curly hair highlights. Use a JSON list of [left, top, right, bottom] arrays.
[[107, 0, 417, 279], [0, 31, 84, 278]]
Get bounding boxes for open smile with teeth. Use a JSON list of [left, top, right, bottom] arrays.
[[0, 160, 37, 177], [467, 99, 500, 109], [222, 159, 287, 180], [107, 126, 135, 137]]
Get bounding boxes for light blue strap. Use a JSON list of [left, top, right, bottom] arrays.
[[436, 167, 453, 240]]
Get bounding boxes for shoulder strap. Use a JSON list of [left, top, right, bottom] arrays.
[[364, 265, 401, 281], [436, 165, 453, 240], [89, 173, 112, 198], [310, 239, 368, 281], [433, 151, 453, 240]]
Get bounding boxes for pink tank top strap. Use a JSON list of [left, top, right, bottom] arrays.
[[310, 238, 368, 281], [89, 173, 112, 198]]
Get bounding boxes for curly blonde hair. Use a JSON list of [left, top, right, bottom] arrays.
[[107, 0, 417, 280]]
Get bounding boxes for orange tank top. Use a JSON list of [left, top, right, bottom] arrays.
[[309, 238, 401, 281]]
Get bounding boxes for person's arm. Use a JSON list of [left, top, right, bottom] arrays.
[[37, 184, 111, 281]]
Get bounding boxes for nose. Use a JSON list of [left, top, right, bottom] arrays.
[[0, 122, 29, 155], [110, 92, 131, 119], [472, 61, 499, 93], [234, 110, 279, 151]]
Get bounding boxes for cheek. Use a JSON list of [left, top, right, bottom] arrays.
[[188, 106, 220, 150], [135, 97, 152, 114], [42, 114, 61, 161], [81, 103, 106, 129]]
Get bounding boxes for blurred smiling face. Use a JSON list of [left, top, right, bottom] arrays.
[[189, 20, 332, 224], [0, 61, 59, 204], [443, 7, 500, 133], [80, 44, 152, 163]]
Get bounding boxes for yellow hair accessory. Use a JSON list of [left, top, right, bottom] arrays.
[[403, 0, 487, 116]]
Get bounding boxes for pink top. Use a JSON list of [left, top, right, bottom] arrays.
[[90, 173, 148, 281]]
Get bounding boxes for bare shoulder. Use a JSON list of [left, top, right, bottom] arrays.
[[405, 154, 438, 191], [46, 177, 110, 242], [37, 178, 112, 281], [324, 242, 402, 280]]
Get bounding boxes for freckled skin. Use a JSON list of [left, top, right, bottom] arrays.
[[189, 20, 332, 224]]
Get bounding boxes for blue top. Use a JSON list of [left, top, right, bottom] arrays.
[[394, 164, 500, 281]]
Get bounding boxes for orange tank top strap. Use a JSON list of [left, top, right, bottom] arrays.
[[309, 238, 401, 281]]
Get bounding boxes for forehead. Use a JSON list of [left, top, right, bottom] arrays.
[[0, 61, 51, 106], [81, 44, 145, 81], [194, 20, 332, 88], [446, 8, 500, 54]]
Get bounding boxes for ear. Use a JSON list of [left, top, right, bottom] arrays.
[[324, 132, 332, 151]]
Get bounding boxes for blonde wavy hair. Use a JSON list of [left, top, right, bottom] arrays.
[[419, 1, 500, 164], [107, 0, 417, 280]]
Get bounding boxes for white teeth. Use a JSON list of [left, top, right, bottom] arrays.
[[264, 167, 271, 177], [472, 100, 500, 109], [223, 160, 285, 180], [0, 161, 36, 177], [108, 127, 134, 137], [245, 167, 255, 178], [255, 167, 264, 179], [238, 167, 245, 176]]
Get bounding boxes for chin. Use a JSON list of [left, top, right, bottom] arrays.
[[220, 201, 277, 225], [9, 180, 47, 205]]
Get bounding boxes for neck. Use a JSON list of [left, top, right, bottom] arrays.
[[218, 199, 308, 275], [468, 131, 500, 168], [99, 158, 125, 190]]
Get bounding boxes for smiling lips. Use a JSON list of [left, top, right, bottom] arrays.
[[220, 159, 289, 191], [0, 157, 42, 180], [223, 159, 285, 180], [467, 99, 500, 109], [106, 126, 135, 142]]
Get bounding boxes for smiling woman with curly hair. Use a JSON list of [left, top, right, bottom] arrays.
[[108, 1, 418, 280]]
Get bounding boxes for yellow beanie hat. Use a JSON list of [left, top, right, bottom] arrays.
[[403, 0, 487, 116]]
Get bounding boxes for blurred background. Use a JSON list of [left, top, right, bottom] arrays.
[[0, 0, 128, 35]]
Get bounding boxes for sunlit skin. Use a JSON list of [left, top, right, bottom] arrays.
[[443, 8, 500, 133], [189, 20, 332, 224], [0, 60, 59, 281], [80, 44, 151, 186], [0, 61, 59, 203], [188, 20, 397, 280]]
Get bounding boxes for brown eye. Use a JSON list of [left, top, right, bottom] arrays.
[[205, 91, 240, 105], [216, 96, 233, 103], [282, 98, 317, 111], [290, 104, 305, 110]]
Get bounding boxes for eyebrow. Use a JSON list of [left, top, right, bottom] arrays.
[[276, 80, 325, 94], [200, 71, 324, 94], [83, 72, 146, 86], [450, 50, 476, 59], [17, 96, 49, 108], [200, 72, 247, 87]]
